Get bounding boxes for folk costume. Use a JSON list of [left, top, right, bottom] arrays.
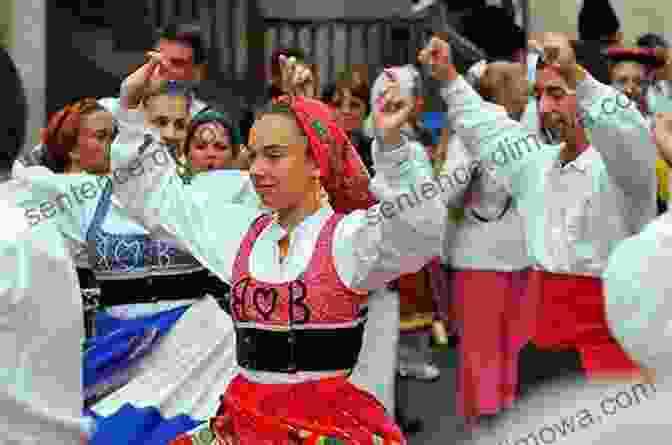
[[23, 106, 250, 444], [441, 69, 657, 383], [102, 92, 446, 445]]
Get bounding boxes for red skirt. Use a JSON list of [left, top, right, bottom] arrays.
[[171, 374, 405, 445], [453, 269, 531, 420], [528, 270, 641, 379]]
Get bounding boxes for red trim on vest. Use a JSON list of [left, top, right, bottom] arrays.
[[230, 212, 366, 325]]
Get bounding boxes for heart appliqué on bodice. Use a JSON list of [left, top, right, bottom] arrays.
[[253, 287, 279, 320]]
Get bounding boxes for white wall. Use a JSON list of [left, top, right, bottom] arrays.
[[11, 0, 46, 150], [607, 0, 672, 45], [530, 0, 672, 45]]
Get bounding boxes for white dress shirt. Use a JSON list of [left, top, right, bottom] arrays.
[[440, 74, 657, 277], [0, 171, 85, 444], [439, 107, 534, 272]]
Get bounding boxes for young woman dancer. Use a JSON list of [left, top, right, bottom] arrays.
[[102, 58, 447, 444]]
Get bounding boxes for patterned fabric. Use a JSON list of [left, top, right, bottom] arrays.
[[273, 95, 377, 214], [85, 404, 202, 445], [171, 211, 405, 445], [228, 213, 366, 324], [86, 178, 202, 277], [170, 375, 403, 445]]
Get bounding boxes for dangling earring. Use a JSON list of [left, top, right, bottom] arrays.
[[313, 176, 322, 208]]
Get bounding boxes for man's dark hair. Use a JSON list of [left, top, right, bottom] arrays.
[[322, 83, 337, 104], [0, 46, 27, 172], [156, 21, 207, 65], [461, 6, 526, 61], [572, 40, 612, 85], [637, 33, 670, 49], [578, 0, 620, 43]]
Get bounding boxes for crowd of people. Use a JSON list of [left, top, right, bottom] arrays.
[[2, 0, 672, 444]]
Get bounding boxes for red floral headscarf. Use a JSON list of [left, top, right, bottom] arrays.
[[271, 95, 378, 214]]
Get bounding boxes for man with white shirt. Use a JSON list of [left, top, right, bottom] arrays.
[[109, 21, 210, 117], [419, 32, 657, 390], [0, 46, 86, 444]]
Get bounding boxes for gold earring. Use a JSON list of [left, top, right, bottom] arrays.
[[313, 176, 322, 207]]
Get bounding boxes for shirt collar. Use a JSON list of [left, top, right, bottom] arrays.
[[270, 205, 333, 239], [191, 96, 207, 115], [554, 145, 598, 173]]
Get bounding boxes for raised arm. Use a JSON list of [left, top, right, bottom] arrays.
[[14, 166, 95, 247], [108, 107, 261, 284], [436, 133, 479, 208], [419, 38, 546, 200], [333, 73, 446, 291], [119, 51, 164, 110], [577, 72, 657, 227]]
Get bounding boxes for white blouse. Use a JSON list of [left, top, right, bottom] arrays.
[[0, 173, 85, 443]]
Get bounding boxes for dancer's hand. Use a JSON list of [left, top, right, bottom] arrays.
[[536, 32, 584, 92], [121, 50, 167, 109], [279, 55, 316, 98], [418, 36, 456, 82], [372, 70, 414, 146]]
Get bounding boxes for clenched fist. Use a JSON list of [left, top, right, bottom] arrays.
[[279, 55, 316, 98], [372, 70, 415, 146], [417, 36, 457, 82], [532, 33, 585, 92]]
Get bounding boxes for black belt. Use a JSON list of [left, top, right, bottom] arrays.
[[96, 269, 230, 307], [77, 268, 97, 289], [236, 323, 366, 373], [658, 196, 668, 216], [470, 196, 513, 223]]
